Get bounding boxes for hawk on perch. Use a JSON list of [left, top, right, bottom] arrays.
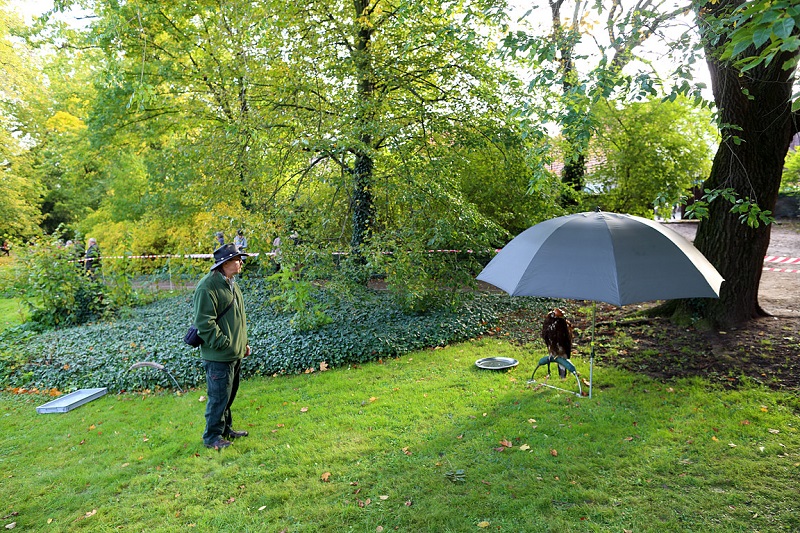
[[541, 308, 573, 378]]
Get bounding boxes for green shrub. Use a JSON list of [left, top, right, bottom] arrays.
[[266, 262, 332, 331], [8, 237, 114, 328], [366, 235, 481, 314]]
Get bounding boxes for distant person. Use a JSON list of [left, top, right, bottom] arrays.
[[84, 238, 101, 278], [215, 231, 225, 248], [0, 240, 9, 256], [234, 229, 248, 250], [271, 235, 282, 272], [193, 243, 252, 450], [70, 239, 85, 264]]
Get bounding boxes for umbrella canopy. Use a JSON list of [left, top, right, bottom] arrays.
[[477, 211, 723, 307]]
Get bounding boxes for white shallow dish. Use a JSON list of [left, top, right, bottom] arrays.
[[475, 357, 519, 370]]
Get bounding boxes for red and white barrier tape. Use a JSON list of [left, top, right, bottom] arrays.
[[762, 256, 800, 274], [91, 253, 270, 260], [764, 256, 800, 265], [75, 251, 800, 274], [763, 267, 800, 274]]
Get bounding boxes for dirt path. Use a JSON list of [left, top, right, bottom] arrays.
[[662, 220, 800, 317]]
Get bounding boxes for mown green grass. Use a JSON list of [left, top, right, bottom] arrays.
[[2, 339, 798, 532], [0, 298, 25, 332], [0, 259, 25, 331]]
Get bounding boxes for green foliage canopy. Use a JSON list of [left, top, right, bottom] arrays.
[[590, 97, 718, 218]]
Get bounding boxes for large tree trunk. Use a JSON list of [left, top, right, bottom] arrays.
[[350, 150, 374, 253], [689, 0, 799, 327], [350, 0, 376, 255]]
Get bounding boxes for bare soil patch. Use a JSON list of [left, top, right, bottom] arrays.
[[495, 220, 800, 392]]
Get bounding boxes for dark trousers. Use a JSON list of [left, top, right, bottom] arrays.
[[202, 359, 241, 445]]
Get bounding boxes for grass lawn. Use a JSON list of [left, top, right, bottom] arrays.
[[0, 298, 25, 332], [0, 258, 25, 331], [2, 339, 798, 532]]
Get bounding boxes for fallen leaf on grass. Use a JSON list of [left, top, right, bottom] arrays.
[[5, 523, 16, 530], [477, 521, 490, 528], [198, 396, 205, 402], [73, 510, 97, 523], [379, 495, 389, 500], [499, 439, 512, 448], [224, 497, 235, 504], [320, 361, 329, 371], [402, 447, 412, 455], [321, 472, 331, 482], [550, 449, 558, 457], [258, 506, 266, 511], [768, 428, 780, 434], [519, 444, 531, 451]]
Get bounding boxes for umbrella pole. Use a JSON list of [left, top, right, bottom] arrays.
[[589, 301, 596, 399]]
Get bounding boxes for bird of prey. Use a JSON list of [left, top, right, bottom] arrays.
[[541, 308, 573, 378]]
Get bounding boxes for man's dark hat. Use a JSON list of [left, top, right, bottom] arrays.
[[211, 244, 250, 271]]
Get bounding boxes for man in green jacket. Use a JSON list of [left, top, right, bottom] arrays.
[[193, 243, 252, 450]]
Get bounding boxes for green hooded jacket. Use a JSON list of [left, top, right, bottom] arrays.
[[192, 270, 248, 362]]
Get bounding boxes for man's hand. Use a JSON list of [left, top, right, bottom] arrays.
[[245, 345, 251, 357]]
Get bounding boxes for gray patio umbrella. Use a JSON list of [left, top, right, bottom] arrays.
[[477, 210, 724, 397]]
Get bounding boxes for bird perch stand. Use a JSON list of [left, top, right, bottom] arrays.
[[527, 355, 584, 397]]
